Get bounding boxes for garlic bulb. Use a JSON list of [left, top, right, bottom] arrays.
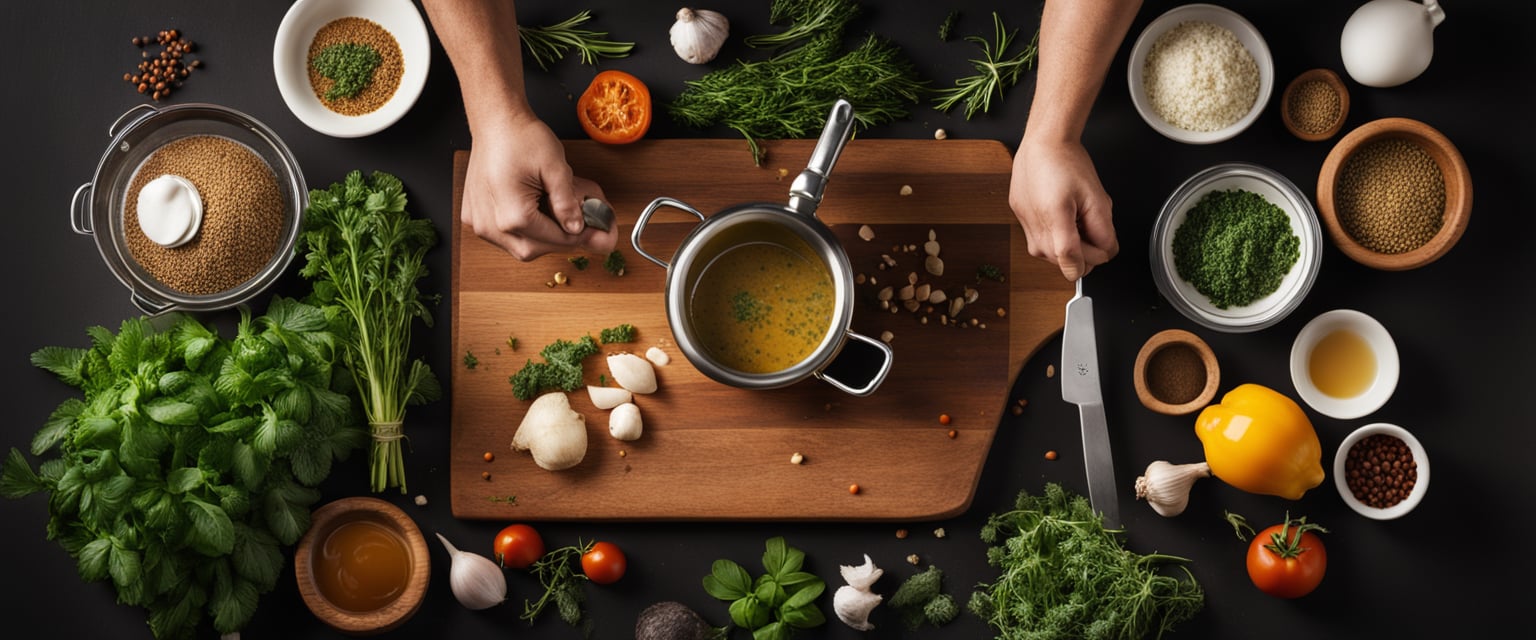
[[833, 554, 883, 631], [1134, 460, 1212, 517], [670, 8, 729, 64], [512, 392, 587, 471], [435, 532, 507, 610]]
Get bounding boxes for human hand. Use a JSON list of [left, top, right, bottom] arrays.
[[1009, 137, 1119, 281], [461, 113, 618, 260]]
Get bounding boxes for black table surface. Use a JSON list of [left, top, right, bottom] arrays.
[[5, 1, 1532, 638]]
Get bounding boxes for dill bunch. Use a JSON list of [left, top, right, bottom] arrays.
[[934, 12, 1039, 120], [745, 0, 861, 49], [670, 31, 925, 164]]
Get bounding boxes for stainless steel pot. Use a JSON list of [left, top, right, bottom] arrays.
[[71, 103, 306, 315], [632, 100, 893, 396]]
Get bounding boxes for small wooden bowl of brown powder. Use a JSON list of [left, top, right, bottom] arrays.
[[1133, 329, 1220, 416], [1281, 68, 1349, 141], [1317, 117, 1473, 270]]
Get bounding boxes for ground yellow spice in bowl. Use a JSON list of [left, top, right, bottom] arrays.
[[1317, 117, 1472, 271]]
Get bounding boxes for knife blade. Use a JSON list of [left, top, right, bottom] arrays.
[[1061, 278, 1120, 528]]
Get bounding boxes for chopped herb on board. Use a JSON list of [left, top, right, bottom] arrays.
[[464, 350, 479, 369], [569, 255, 590, 271], [509, 335, 600, 400], [604, 250, 626, 276], [977, 264, 1005, 282], [600, 324, 637, 344]]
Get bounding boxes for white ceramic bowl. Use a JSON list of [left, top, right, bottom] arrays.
[[1333, 423, 1428, 520], [273, 0, 430, 138], [1290, 309, 1400, 419], [1127, 3, 1274, 144], [1150, 162, 1321, 333]]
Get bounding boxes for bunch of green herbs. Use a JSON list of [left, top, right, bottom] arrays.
[[518, 10, 634, 71], [510, 335, 600, 400], [299, 170, 440, 494], [889, 565, 960, 629], [521, 542, 592, 630], [1171, 188, 1300, 309], [311, 42, 381, 100], [934, 12, 1039, 120], [743, 0, 861, 48], [0, 299, 364, 640], [702, 536, 826, 640], [968, 484, 1204, 639], [669, 1, 926, 164]]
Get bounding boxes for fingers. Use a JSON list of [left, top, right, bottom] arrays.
[[541, 165, 586, 235]]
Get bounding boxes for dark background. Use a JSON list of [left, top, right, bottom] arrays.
[[4, 1, 1531, 638]]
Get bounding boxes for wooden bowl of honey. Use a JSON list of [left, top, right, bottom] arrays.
[[295, 497, 430, 635]]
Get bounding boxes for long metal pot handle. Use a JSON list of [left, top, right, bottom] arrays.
[[631, 196, 705, 269], [815, 331, 894, 397], [788, 99, 855, 217]]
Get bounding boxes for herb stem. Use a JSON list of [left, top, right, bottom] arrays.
[[518, 11, 633, 71]]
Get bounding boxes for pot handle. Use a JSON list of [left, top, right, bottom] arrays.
[[816, 331, 894, 397], [631, 197, 705, 269], [788, 99, 855, 217], [70, 183, 94, 235], [130, 293, 176, 317], [109, 103, 158, 137]]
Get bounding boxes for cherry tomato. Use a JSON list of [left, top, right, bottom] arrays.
[[581, 541, 627, 585], [576, 70, 651, 144], [1246, 517, 1328, 598], [492, 524, 545, 569]]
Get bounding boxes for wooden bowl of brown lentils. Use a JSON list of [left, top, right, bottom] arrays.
[[1316, 117, 1472, 270]]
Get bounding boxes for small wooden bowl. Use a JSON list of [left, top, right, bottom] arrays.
[[1317, 117, 1473, 271], [295, 497, 430, 635], [1133, 329, 1220, 416], [1281, 68, 1349, 141]]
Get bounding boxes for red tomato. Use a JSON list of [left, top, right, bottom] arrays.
[[576, 70, 651, 144], [1246, 517, 1328, 598], [493, 524, 545, 569], [581, 541, 627, 585]]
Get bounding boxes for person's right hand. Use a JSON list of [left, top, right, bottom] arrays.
[[461, 112, 617, 261], [1009, 136, 1120, 282]]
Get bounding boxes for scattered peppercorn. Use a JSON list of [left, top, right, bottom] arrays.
[[1044, 450, 1058, 461], [946, 429, 957, 439], [481, 471, 492, 480], [939, 413, 952, 425], [1345, 433, 1417, 508], [849, 484, 861, 495], [895, 528, 909, 539], [122, 28, 203, 102], [483, 451, 494, 462], [1335, 138, 1445, 254]]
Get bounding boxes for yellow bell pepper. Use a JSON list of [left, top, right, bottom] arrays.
[[1194, 383, 1324, 500]]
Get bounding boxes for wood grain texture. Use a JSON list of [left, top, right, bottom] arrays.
[[450, 139, 1072, 521]]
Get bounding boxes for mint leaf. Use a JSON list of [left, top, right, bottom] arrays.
[[212, 576, 260, 634], [231, 525, 283, 591], [32, 399, 83, 455], [78, 537, 112, 581], [0, 448, 45, 498], [185, 496, 236, 556], [145, 398, 200, 426], [109, 541, 143, 589], [31, 345, 88, 387]]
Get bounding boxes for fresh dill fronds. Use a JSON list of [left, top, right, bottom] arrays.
[[745, 0, 861, 49], [934, 12, 1039, 120], [518, 10, 634, 71]]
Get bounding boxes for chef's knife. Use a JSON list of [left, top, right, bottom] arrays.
[[1061, 278, 1120, 528]]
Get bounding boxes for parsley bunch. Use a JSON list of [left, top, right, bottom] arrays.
[[1, 298, 364, 639], [300, 170, 440, 493]]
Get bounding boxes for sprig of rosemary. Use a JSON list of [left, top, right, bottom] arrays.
[[518, 10, 633, 71], [939, 10, 960, 41], [744, 0, 861, 49], [933, 12, 1039, 120]]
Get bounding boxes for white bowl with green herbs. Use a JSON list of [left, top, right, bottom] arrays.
[[1150, 162, 1321, 333], [273, 0, 430, 138]]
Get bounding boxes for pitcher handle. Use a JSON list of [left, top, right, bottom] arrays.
[[816, 331, 894, 397], [631, 197, 705, 269]]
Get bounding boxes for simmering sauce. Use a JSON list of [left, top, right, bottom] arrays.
[[689, 231, 834, 374], [314, 519, 411, 612], [1309, 329, 1376, 398]]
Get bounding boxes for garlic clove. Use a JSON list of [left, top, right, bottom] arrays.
[[608, 353, 658, 394], [609, 402, 643, 441], [838, 553, 883, 591], [833, 584, 882, 631], [436, 532, 508, 610], [1134, 460, 1212, 517], [587, 384, 632, 410], [670, 7, 730, 64]]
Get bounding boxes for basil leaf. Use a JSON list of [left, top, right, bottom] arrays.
[[783, 579, 824, 609], [756, 579, 786, 609], [729, 595, 771, 630], [751, 621, 791, 640], [780, 602, 826, 629], [762, 536, 788, 576], [145, 399, 200, 426], [211, 576, 259, 634], [109, 541, 142, 588], [231, 525, 283, 592], [185, 496, 236, 556], [77, 537, 112, 581], [704, 559, 752, 600]]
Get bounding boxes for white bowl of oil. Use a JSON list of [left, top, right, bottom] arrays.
[[1289, 309, 1399, 420]]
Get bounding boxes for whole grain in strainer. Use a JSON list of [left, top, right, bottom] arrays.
[[124, 136, 284, 295]]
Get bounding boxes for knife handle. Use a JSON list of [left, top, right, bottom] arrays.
[[1078, 402, 1120, 529]]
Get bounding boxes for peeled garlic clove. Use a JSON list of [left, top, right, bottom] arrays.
[[833, 585, 882, 631], [839, 554, 883, 591], [588, 385, 632, 410], [645, 346, 670, 366], [1134, 460, 1211, 517], [436, 532, 507, 610], [608, 353, 658, 394], [609, 402, 643, 441]]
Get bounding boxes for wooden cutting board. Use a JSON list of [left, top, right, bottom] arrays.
[[449, 139, 1073, 521]]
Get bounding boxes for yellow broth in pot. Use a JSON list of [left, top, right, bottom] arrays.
[[688, 223, 834, 374]]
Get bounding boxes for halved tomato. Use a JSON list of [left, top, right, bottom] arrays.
[[576, 70, 651, 144]]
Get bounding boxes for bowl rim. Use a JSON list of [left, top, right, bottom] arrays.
[[294, 496, 431, 634], [1289, 308, 1400, 420], [272, 0, 431, 138], [1127, 3, 1274, 144], [1150, 162, 1322, 333], [1333, 422, 1429, 520], [1316, 117, 1473, 270], [1281, 68, 1350, 142], [1133, 328, 1220, 415]]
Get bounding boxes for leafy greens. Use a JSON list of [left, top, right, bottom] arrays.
[[702, 536, 826, 640], [0, 299, 363, 640], [299, 170, 440, 494]]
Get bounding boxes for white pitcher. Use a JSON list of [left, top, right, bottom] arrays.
[[1340, 0, 1446, 87]]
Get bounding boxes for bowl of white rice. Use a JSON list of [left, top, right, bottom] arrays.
[[1128, 3, 1273, 144]]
